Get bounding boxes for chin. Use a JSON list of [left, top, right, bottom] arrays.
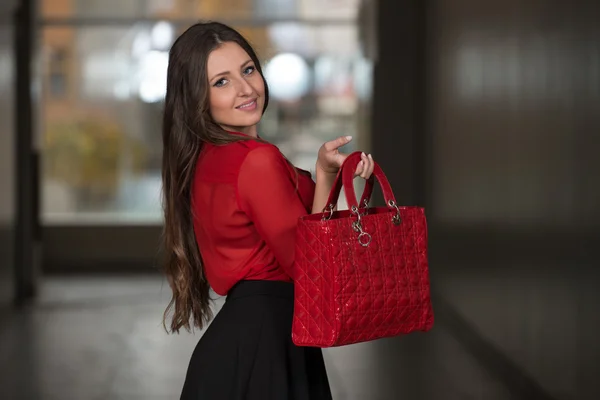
[[236, 114, 262, 128], [218, 105, 264, 132]]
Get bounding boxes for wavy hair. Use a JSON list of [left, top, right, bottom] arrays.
[[161, 21, 269, 333]]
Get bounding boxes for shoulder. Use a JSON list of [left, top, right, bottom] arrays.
[[212, 139, 286, 170], [196, 140, 287, 183], [239, 141, 288, 170], [207, 138, 280, 159]]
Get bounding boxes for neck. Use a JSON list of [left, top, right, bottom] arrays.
[[222, 125, 257, 138]]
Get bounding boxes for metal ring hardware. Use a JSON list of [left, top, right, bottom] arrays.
[[322, 203, 334, 221], [351, 206, 372, 247], [358, 198, 369, 216], [388, 200, 402, 226], [358, 232, 372, 247]]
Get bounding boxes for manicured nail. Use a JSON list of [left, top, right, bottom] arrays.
[[362, 152, 366, 157], [345, 136, 352, 141], [368, 154, 373, 159]]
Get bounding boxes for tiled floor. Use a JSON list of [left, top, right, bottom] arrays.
[[0, 275, 510, 400]]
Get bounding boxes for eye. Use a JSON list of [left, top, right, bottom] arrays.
[[213, 78, 228, 87], [243, 65, 255, 75]]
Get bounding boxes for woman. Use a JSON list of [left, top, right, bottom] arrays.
[[161, 21, 375, 399]]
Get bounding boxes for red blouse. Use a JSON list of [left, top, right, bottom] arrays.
[[190, 135, 315, 296]]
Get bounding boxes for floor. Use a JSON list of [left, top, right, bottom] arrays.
[[0, 275, 512, 400]]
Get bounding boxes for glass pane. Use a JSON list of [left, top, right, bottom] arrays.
[[40, 0, 359, 20], [40, 21, 371, 223], [41, 25, 165, 222], [298, 0, 360, 20], [41, 0, 201, 19]]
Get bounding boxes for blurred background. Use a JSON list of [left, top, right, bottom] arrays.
[[0, 0, 599, 399]]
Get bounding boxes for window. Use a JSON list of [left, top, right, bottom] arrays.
[[39, 0, 372, 223], [47, 47, 68, 98]]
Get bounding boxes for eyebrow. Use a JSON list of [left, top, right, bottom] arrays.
[[210, 59, 254, 82]]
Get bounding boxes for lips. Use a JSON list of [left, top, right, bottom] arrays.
[[236, 99, 257, 109]]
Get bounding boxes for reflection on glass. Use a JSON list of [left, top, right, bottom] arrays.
[[39, 1, 372, 223], [264, 53, 311, 101]]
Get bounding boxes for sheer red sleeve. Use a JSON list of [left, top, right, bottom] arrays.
[[237, 145, 309, 278]]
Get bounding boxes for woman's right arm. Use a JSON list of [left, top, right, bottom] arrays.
[[237, 142, 374, 278], [237, 145, 311, 278]]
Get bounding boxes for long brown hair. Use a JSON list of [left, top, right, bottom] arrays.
[[161, 21, 269, 333]]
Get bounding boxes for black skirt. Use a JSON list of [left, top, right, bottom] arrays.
[[180, 280, 333, 400]]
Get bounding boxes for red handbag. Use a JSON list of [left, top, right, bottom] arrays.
[[292, 151, 434, 347]]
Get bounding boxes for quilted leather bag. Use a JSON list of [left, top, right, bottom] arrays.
[[292, 151, 434, 347]]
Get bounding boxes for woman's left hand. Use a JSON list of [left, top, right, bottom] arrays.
[[316, 136, 375, 179], [353, 152, 375, 180]]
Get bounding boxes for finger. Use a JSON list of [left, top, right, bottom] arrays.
[[324, 135, 352, 152], [365, 154, 375, 178], [360, 153, 370, 179], [359, 153, 368, 178], [355, 160, 364, 176]]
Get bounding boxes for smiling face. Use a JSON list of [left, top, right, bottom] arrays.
[[206, 41, 266, 137]]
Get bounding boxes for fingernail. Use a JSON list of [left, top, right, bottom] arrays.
[[368, 154, 372, 159], [346, 136, 352, 141], [362, 152, 366, 157]]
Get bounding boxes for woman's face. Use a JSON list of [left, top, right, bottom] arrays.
[[206, 42, 265, 137]]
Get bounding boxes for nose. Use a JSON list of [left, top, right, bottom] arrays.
[[236, 77, 255, 97]]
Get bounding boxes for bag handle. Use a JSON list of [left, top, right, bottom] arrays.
[[341, 152, 397, 209], [323, 152, 403, 247], [323, 152, 401, 223], [324, 152, 374, 213]]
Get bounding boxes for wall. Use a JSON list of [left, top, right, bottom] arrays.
[[369, 0, 600, 398], [428, 1, 600, 398], [0, 1, 17, 312]]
